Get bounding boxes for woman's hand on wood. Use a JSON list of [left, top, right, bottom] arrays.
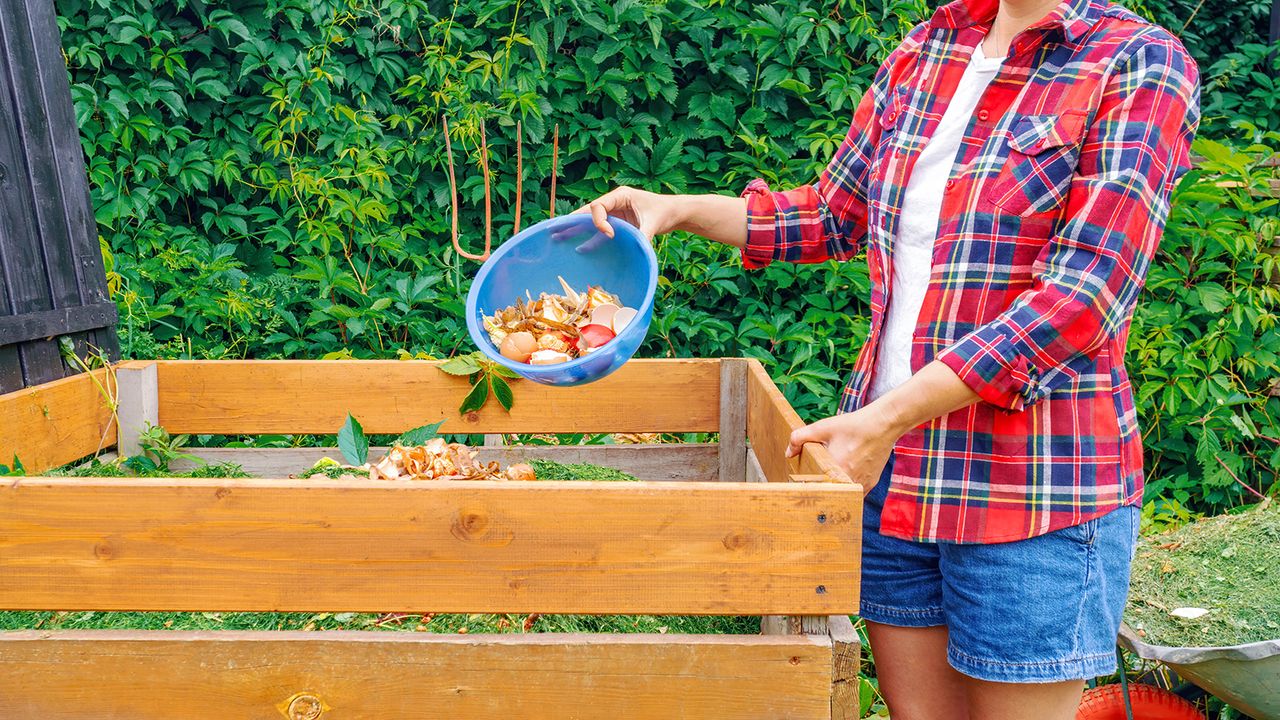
[[786, 405, 900, 488]]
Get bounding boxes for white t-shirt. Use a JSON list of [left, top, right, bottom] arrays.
[[868, 42, 1004, 401]]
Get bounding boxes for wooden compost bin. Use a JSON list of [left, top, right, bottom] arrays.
[[0, 358, 863, 719]]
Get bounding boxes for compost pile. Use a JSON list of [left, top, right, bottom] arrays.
[[483, 277, 637, 365], [300, 439, 535, 482], [1126, 499, 1280, 648]]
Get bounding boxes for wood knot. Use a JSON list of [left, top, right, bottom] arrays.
[[722, 532, 749, 551], [452, 510, 489, 539], [449, 508, 513, 546], [214, 487, 232, 500], [93, 540, 116, 560], [789, 656, 801, 665], [282, 693, 327, 720], [463, 411, 480, 423]]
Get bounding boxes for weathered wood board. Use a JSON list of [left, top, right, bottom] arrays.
[[0, 478, 860, 615], [153, 359, 721, 435], [0, 630, 833, 720], [175, 443, 722, 481]]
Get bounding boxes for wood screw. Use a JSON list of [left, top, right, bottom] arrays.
[[815, 585, 826, 594], [817, 513, 826, 524], [286, 694, 325, 720]]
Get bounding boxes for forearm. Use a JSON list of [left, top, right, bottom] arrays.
[[672, 194, 748, 249], [868, 360, 980, 437]]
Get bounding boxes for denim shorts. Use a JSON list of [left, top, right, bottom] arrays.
[[859, 454, 1140, 683]]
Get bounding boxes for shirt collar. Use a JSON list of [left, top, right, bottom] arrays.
[[928, 0, 1103, 44]]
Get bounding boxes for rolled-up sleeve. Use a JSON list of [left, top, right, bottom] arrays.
[[936, 35, 1200, 411], [739, 27, 918, 269]]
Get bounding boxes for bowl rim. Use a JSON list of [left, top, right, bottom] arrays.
[[464, 214, 657, 377]]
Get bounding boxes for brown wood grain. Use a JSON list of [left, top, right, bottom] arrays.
[[0, 478, 860, 615], [746, 359, 806, 483], [828, 614, 861, 720], [0, 630, 832, 719], [153, 359, 721, 434], [0, 368, 114, 473]]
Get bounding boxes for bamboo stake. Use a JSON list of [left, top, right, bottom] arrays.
[[550, 123, 559, 218], [513, 120, 522, 235]]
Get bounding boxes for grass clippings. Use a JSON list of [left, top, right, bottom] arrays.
[[528, 458, 637, 482], [1126, 499, 1280, 648]]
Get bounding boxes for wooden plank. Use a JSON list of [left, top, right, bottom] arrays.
[[718, 358, 747, 482], [0, 369, 115, 472], [154, 359, 721, 435], [174, 444, 722, 481], [829, 615, 861, 720], [0, 301, 117, 346], [0, 478, 860, 615], [0, 630, 833, 720], [114, 361, 157, 458], [745, 361, 852, 484], [761, 616, 829, 636], [746, 359, 805, 483]]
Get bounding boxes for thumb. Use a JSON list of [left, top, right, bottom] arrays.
[[787, 423, 824, 458]]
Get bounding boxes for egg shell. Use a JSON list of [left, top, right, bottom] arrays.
[[529, 349, 572, 365], [590, 303, 620, 328], [499, 331, 537, 363], [611, 306, 638, 334]]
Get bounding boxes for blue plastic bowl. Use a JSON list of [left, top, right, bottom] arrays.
[[465, 214, 656, 387]]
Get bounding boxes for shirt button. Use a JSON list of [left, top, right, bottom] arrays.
[[978, 109, 990, 121]]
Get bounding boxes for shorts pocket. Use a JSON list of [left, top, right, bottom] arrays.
[[989, 110, 1088, 217], [1054, 517, 1100, 546]]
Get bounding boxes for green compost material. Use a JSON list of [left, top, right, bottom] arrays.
[[1126, 500, 1280, 648]]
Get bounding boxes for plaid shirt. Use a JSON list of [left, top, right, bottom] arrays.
[[742, 0, 1200, 543]]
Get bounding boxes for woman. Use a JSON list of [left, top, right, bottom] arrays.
[[578, 0, 1200, 716]]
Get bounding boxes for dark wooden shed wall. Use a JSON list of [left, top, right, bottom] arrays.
[[0, 0, 117, 394]]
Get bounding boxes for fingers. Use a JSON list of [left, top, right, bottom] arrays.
[[589, 201, 615, 237], [573, 188, 632, 238]]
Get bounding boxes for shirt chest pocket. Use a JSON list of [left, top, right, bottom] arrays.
[[989, 110, 1089, 217]]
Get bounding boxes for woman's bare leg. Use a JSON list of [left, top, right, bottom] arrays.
[[865, 621, 969, 720], [965, 677, 1085, 720]]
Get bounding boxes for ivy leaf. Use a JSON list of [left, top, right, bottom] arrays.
[[491, 375, 514, 412], [459, 377, 490, 415], [337, 413, 368, 466], [398, 419, 447, 446], [440, 354, 482, 376]]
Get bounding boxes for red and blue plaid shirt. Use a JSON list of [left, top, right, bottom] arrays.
[[742, 0, 1200, 543]]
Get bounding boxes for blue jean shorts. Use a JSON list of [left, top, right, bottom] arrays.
[[859, 454, 1140, 683]]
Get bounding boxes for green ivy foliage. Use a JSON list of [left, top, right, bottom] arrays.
[[60, 0, 1277, 510]]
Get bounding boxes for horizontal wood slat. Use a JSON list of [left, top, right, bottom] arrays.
[[154, 359, 721, 434], [0, 630, 833, 720], [176, 443, 722, 481], [0, 301, 116, 346], [0, 368, 114, 473], [0, 478, 860, 615]]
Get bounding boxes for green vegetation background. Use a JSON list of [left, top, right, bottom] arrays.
[[59, 0, 1279, 518]]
